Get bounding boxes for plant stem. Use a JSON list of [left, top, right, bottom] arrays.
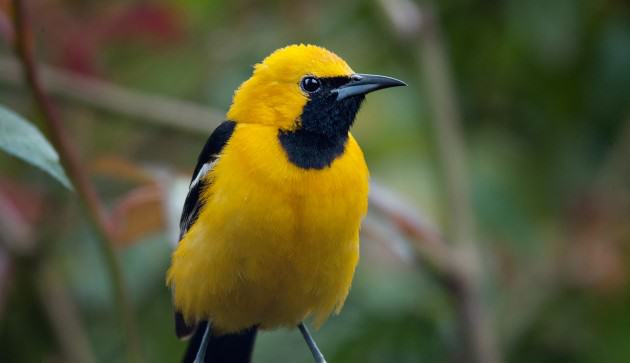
[[377, 0, 501, 362], [415, 9, 497, 363], [37, 260, 97, 363], [0, 56, 223, 134], [11, 1, 142, 362]]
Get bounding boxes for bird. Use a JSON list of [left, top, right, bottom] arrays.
[[166, 44, 405, 363]]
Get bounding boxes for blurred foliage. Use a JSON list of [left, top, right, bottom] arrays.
[[1, 0, 630, 362]]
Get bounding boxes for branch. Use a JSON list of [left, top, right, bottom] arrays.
[[0, 55, 224, 133], [10, 2, 142, 362], [377, 1, 500, 362], [369, 182, 454, 275], [37, 261, 97, 363]]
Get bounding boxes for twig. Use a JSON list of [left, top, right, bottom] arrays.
[[369, 182, 455, 276], [377, 1, 500, 362], [37, 260, 97, 363], [0, 55, 224, 133], [10, 2, 143, 362]]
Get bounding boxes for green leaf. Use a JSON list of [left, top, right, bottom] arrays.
[[0, 105, 73, 189]]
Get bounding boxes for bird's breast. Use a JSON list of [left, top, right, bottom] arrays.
[[169, 123, 369, 332]]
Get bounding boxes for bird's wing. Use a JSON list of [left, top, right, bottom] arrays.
[[178, 121, 236, 240], [175, 120, 236, 339]]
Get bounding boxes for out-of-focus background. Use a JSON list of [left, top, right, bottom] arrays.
[[1, 0, 630, 362]]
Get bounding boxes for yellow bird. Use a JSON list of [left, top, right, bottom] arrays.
[[167, 44, 405, 363]]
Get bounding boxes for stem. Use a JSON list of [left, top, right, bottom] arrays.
[[37, 260, 97, 363], [415, 10, 496, 363], [368, 181, 455, 277], [11, 1, 142, 362], [0, 56, 223, 134], [377, 1, 500, 362]]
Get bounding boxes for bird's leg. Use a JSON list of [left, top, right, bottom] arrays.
[[298, 322, 328, 363], [193, 323, 211, 363]]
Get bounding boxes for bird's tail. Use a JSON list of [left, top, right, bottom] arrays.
[[182, 322, 258, 363]]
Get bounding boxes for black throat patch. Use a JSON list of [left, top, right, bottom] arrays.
[[278, 77, 365, 169]]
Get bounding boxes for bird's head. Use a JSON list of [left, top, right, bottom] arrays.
[[227, 44, 405, 137]]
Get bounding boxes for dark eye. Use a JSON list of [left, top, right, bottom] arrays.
[[300, 76, 321, 93]]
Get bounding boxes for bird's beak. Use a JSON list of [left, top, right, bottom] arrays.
[[334, 73, 406, 101]]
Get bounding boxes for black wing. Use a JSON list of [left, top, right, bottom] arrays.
[[178, 121, 236, 240], [175, 120, 236, 339]]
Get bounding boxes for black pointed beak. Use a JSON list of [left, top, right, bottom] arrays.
[[334, 73, 406, 101]]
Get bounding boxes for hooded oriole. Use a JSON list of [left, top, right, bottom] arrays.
[[167, 44, 405, 363]]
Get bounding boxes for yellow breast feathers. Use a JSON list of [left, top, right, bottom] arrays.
[[167, 123, 369, 333]]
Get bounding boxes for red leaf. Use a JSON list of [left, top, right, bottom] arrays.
[[110, 184, 166, 248]]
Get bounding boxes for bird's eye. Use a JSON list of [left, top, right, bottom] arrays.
[[300, 76, 321, 93]]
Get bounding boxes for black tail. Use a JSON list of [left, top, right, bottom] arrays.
[[182, 322, 258, 363]]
